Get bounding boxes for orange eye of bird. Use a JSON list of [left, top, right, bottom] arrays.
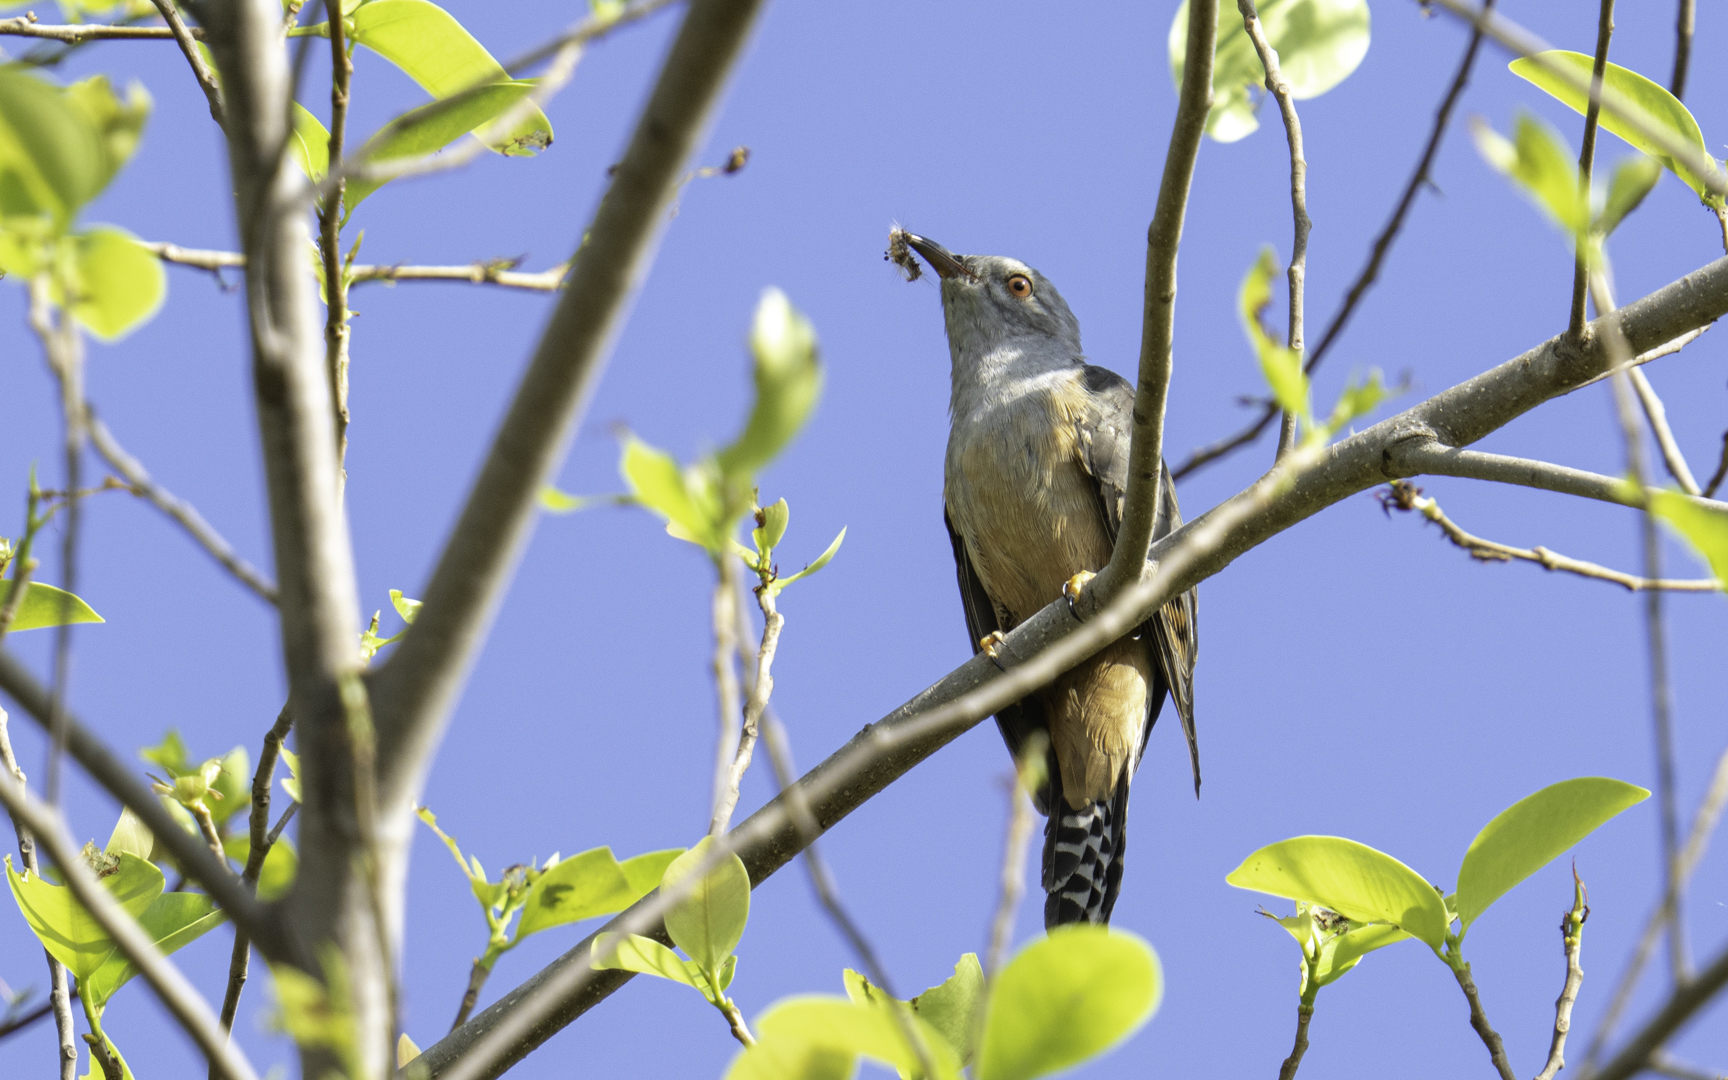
[[1007, 274, 1033, 298]]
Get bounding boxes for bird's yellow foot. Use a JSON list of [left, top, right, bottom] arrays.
[[1063, 570, 1096, 616], [978, 631, 1009, 661]]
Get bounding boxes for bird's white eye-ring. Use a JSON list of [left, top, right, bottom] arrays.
[[1007, 274, 1033, 298]]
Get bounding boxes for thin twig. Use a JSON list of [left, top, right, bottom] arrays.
[[1278, 992, 1317, 1080], [0, 16, 191, 41], [0, 708, 76, 1079], [1534, 866, 1589, 1080], [143, 241, 570, 292], [1629, 369, 1702, 495], [1592, 272, 1690, 989], [215, 705, 294, 1048], [1379, 480, 1718, 592], [86, 411, 279, 604], [1703, 431, 1728, 498], [0, 550, 36, 645], [983, 749, 1037, 980], [1173, 2, 1492, 480], [1567, 0, 1615, 339], [1237, 0, 1308, 461], [710, 574, 782, 836], [148, 0, 223, 124], [1450, 954, 1518, 1080], [718, 998, 755, 1047], [1583, 739, 1728, 1069], [0, 1001, 53, 1042], [0, 766, 263, 1080], [1669, 0, 1694, 100], [320, 3, 354, 486], [709, 559, 743, 829], [1386, 442, 1728, 515]]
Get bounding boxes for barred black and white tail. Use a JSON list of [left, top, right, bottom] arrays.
[[1041, 784, 1128, 928]]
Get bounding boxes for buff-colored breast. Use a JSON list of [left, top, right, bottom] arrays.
[[944, 370, 1150, 807]]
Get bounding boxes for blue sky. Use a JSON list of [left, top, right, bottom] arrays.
[[2, 1, 1725, 1077]]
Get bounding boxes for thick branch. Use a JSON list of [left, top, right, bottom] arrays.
[[0, 767, 262, 1080], [370, 0, 769, 814], [413, 254, 1728, 1079], [1092, 0, 1215, 602], [1591, 939, 1728, 1080]]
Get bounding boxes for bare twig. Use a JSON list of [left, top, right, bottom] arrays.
[[1703, 431, 1728, 498], [1534, 866, 1588, 1080], [718, 998, 755, 1047], [142, 241, 569, 292], [1385, 442, 1728, 516], [0, 766, 263, 1080], [709, 559, 743, 829], [148, 0, 223, 124], [0, 16, 190, 41], [320, 2, 354, 486], [1629, 369, 1702, 495], [1278, 990, 1317, 1080], [1379, 480, 1718, 592], [1570, 326, 1708, 392], [1567, 0, 1615, 339], [1669, 0, 1694, 100], [86, 411, 279, 604], [1090, 0, 1214, 608], [1237, 0, 1308, 460], [983, 750, 1037, 980], [1450, 954, 1518, 1080], [0, 1001, 53, 1042], [1173, 2, 1492, 480], [0, 708, 76, 1079], [711, 573, 782, 836], [0, 549, 36, 645]]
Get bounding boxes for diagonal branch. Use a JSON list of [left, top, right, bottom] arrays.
[[0, 765, 262, 1080], [1629, 369, 1702, 495], [148, 0, 223, 124], [1590, 938, 1728, 1080], [369, 0, 770, 815], [1566, 0, 1615, 339], [1089, 0, 1215, 605]]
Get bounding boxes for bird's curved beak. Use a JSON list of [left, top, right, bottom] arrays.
[[903, 232, 976, 282]]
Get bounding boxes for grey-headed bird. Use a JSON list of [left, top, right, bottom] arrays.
[[898, 231, 1198, 928]]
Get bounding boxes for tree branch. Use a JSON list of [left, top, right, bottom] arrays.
[[1567, 0, 1614, 339], [1385, 442, 1728, 515], [1379, 479, 1718, 591], [1591, 939, 1728, 1080], [711, 575, 781, 836], [1629, 369, 1702, 495], [319, 3, 353, 485], [1172, 3, 1492, 480], [0, 708, 77, 1079], [369, 0, 770, 816], [143, 241, 570, 292], [1089, 0, 1215, 607], [0, 16, 191, 41], [1534, 867, 1588, 1080], [1237, 0, 1308, 460], [215, 704, 294, 1049], [1669, 0, 1694, 100], [708, 559, 742, 829], [0, 766, 262, 1080], [86, 410, 279, 604], [1450, 954, 1517, 1080], [148, 0, 223, 125]]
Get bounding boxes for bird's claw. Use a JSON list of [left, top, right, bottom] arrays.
[[1063, 571, 1096, 618], [979, 631, 1010, 671]]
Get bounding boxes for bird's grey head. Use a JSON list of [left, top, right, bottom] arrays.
[[902, 232, 1083, 369]]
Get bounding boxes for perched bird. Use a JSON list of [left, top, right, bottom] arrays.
[[897, 231, 1198, 928]]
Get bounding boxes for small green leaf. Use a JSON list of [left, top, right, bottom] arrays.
[[1314, 921, 1409, 987], [590, 932, 706, 990], [1510, 52, 1724, 209], [515, 847, 638, 939], [0, 580, 104, 632], [725, 1024, 855, 1080], [64, 226, 168, 341], [288, 103, 331, 183], [343, 81, 540, 209], [416, 806, 480, 884], [716, 289, 823, 482], [0, 67, 108, 224], [753, 498, 790, 556], [206, 746, 251, 826], [1171, 0, 1371, 143], [618, 848, 684, 895], [270, 951, 363, 1080], [6, 852, 162, 981], [104, 808, 154, 864], [397, 1033, 422, 1068], [82, 890, 225, 1007], [746, 997, 961, 1080], [1597, 155, 1663, 237], [389, 589, 422, 625], [223, 836, 299, 902], [769, 526, 846, 595], [63, 75, 150, 198], [538, 487, 593, 513], [1470, 114, 1591, 239], [620, 436, 729, 554], [279, 746, 302, 803], [1647, 490, 1728, 590], [139, 730, 189, 777], [977, 927, 1161, 1080], [1455, 777, 1649, 935], [661, 837, 751, 976], [348, 1, 552, 157], [1321, 369, 1388, 437], [1226, 835, 1449, 950], [845, 953, 985, 1064], [1239, 248, 1310, 421]]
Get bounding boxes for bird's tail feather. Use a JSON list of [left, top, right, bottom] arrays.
[[1041, 780, 1129, 928]]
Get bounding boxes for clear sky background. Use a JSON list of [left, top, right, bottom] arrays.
[[2, 1, 1725, 1077]]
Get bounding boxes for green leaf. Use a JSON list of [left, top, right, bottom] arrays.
[[63, 226, 168, 341], [717, 289, 824, 482], [397, 1033, 422, 1068], [1238, 248, 1310, 421], [343, 80, 539, 210], [348, 1, 552, 157], [104, 808, 154, 864], [1315, 921, 1409, 987], [1470, 113, 1591, 239], [977, 926, 1161, 1080], [620, 436, 729, 554], [205, 746, 250, 826], [1597, 155, 1663, 237], [1321, 369, 1387, 437], [279, 746, 302, 803], [844, 953, 985, 1064], [1648, 490, 1728, 590], [590, 932, 707, 992], [1226, 835, 1450, 950], [661, 837, 751, 976], [1455, 777, 1649, 935], [288, 103, 331, 183], [416, 806, 481, 885], [753, 498, 790, 556], [619, 848, 683, 895], [538, 486, 594, 513], [82, 890, 225, 1007], [1171, 0, 1371, 143], [139, 729, 189, 777], [223, 836, 299, 902], [389, 589, 422, 625], [6, 852, 162, 981], [1510, 51, 1724, 209], [516, 847, 641, 939], [725, 1026, 855, 1080], [0, 67, 107, 224], [745, 996, 961, 1080], [270, 951, 363, 1080], [769, 526, 846, 596], [0, 580, 104, 632], [63, 75, 150, 198]]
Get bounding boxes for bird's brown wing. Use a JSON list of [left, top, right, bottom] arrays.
[[1075, 364, 1201, 795], [944, 510, 1059, 813]]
